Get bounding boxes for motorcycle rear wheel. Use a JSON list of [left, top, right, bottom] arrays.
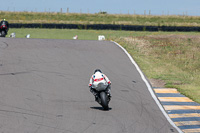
[[1, 31, 6, 37], [100, 92, 109, 110]]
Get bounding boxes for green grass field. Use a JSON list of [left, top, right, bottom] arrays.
[[115, 35, 200, 103], [7, 28, 200, 103], [8, 28, 164, 40], [2, 11, 200, 26]]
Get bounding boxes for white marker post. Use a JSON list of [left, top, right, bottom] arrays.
[[26, 34, 30, 38], [98, 35, 105, 41]]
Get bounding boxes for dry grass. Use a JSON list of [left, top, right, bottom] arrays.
[[2, 11, 200, 26], [114, 35, 200, 103]]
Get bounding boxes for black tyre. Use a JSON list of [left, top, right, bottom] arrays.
[[1, 31, 5, 37], [100, 92, 109, 110]]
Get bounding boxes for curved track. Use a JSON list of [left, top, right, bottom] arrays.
[[0, 38, 179, 133]]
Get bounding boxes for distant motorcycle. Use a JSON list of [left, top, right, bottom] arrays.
[[0, 24, 8, 37], [93, 83, 111, 110]]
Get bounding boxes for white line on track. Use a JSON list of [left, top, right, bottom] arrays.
[[111, 41, 183, 133]]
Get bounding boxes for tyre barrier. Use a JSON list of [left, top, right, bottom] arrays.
[[9, 23, 200, 32]]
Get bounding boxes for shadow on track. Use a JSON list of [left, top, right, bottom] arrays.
[[90, 107, 112, 111]]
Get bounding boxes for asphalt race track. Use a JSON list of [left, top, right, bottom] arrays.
[[0, 38, 179, 133]]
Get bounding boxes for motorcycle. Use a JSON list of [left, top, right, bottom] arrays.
[[93, 83, 111, 110], [0, 24, 8, 37]]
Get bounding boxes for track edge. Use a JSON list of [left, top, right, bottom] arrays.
[[111, 40, 183, 133]]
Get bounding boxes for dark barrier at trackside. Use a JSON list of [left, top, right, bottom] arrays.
[[9, 23, 200, 32]]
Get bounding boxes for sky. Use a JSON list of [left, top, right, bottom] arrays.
[[1, 0, 200, 16]]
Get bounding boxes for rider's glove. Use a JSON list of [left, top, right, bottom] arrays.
[[89, 84, 92, 88]]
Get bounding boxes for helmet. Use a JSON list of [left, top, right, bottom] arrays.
[[94, 69, 102, 74]]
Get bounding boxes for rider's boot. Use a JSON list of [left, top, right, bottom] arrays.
[[90, 88, 98, 101], [106, 89, 111, 98]]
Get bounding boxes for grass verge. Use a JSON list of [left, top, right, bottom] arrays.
[[7, 28, 200, 103], [2, 11, 200, 26], [113, 35, 200, 103]]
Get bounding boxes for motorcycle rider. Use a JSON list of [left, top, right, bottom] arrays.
[[0, 19, 9, 34], [89, 69, 111, 101]]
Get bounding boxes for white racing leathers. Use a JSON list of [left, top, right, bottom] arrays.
[[89, 72, 111, 92]]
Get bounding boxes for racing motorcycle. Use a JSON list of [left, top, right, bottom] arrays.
[[0, 24, 8, 37], [93, 83, 111, 110]]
